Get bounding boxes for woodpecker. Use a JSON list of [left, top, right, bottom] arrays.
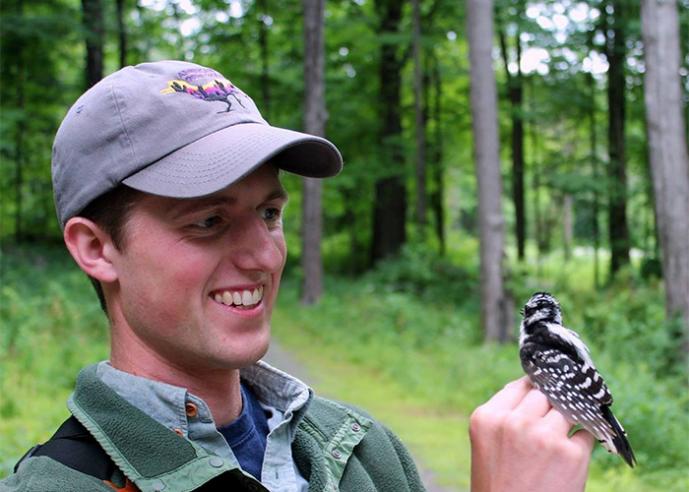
[[519, 292, 636, 467]]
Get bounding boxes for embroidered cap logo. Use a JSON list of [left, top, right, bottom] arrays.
[[161, 67, 246, 113]]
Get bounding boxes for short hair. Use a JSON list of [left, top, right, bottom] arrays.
[[77, 185, 143, 314]]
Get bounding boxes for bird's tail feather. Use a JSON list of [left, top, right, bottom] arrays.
[[602, 405, 636, 468]]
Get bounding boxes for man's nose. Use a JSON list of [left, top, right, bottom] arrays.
[[230, 216, 285, 273]]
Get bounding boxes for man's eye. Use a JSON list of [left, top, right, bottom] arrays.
[[193, 216, 223, 229], [261, 207, 282, 223]]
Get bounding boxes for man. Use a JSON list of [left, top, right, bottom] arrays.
[[1, 61, 593, 492]]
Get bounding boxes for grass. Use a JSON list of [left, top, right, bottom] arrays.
[[271, 275, 688, 492], [0, 245, 110, 475], [1, 243, 688, 491], [271, 243, 688, 491], [271, 319, 473, 490]]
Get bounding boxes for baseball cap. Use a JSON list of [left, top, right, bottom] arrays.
[[52, 60, 343, 228]]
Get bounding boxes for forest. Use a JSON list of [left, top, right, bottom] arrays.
[[1, 0, 688, 490]]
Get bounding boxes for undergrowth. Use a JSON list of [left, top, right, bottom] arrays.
[[0, 245, 109, 476], [276, 244, 688, 489], [1, 243, 687, 490]]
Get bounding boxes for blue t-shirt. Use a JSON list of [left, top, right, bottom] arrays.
[[217, 383, 270, 481]]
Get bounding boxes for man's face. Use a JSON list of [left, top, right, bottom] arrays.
[[107, 164, 288, 373]]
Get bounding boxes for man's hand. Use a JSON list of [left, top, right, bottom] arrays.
[[469, 377, 594, 492]]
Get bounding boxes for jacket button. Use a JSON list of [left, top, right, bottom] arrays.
[[351, 422, 361, 432], [209, 457, 224, 468], [151, 480, 165, 491], [331, 449, 342, 460], [185, 402, 198, 418]]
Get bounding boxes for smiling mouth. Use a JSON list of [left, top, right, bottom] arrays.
[[212, 286, 264, 309]]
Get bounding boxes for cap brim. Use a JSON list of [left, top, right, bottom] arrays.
[[122, 122, 343, 198]]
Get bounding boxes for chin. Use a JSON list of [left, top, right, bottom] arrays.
[[242, 342, 270, 367], [221, 334, 271, 369]]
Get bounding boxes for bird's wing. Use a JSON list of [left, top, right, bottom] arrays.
[[522, 348, 616, 444]]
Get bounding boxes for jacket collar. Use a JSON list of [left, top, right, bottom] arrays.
[[69, 364, 230, 491], [68, 363, 372, 492], [95, 360, 313, 449]]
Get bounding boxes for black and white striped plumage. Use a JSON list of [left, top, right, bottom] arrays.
[[519, 292, 636, 467]]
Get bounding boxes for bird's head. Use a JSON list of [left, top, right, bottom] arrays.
[[521, 291, 563, 326]]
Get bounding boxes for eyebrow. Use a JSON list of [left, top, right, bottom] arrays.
[[167, 187, 289, 216], [265, 188, 289, 202]]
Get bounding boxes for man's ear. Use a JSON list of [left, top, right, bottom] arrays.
[[63, 217, 119, 283]]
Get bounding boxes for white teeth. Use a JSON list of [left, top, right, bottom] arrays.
[[241, 290, 252, 305], [214, 286, 264, 307], [222, 291, 233, 305]]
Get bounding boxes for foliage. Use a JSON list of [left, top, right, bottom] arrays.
[[278, 248, 689, 478], [1, 239, 687, 487], [0, 0, 83, 226], [1, 0, 688, 485], [0, 245, 109, 476], [361, 243, 479, 306], [4, 0, 686, 268]]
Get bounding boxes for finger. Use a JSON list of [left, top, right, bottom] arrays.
[[569, 427, 596, 451], [511, 386, 552, 418], [541, 406, 575, 435], [483, 376, 532, 411]]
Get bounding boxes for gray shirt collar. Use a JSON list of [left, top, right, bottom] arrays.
[[95, 360, 312, 491], [96, 360, 312, 433]]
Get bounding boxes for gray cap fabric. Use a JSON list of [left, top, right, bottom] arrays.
[[52, 60, 343, 227]]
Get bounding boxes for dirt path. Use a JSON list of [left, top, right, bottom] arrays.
[[264, 342, 457, 492]]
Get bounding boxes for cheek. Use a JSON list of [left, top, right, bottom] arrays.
[[276, 239, 287, 284], [166, 250, 221, 303], [278, 236, 287, 267], [125, 243, 212, 303], [270, 236, 287, 298]]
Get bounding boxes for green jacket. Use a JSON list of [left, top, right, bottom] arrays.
[[1, 366, 425, 492]]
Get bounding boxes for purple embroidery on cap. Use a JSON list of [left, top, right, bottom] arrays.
[[161, 68, 246, 113]]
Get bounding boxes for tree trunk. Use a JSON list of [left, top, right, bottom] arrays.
[[430, 52, 445, 254], [605, 0, 630, 276], [135, 1, 152, 58], [587, 70, 601, 289], [372, 0, 406, 263], [342, 187, 366, 272], [640, 0, 689, 344], [301, 0, 327, 305], [412, 0, 426, 227], [498, 22, 526, 261], [13, 0, 26, 242], [257, 0, 270, 119], [115, 0, 127, 68], [527, 77, 544, 265], [466, 0, 510, 343], [82, 0, 104, 89], [562, 194, 573, 262]]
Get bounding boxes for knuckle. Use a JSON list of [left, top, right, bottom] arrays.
[[502, 380, 518, 391], [530, 388, 549, 406], [560, 443, 582, 461], [504, 414, 525, 435], [568, 445, 586, 462], [503, 377, 528, 391], [550, 437, 580, 459], [469, 405, 503, 436], [568, 439, 592, 463], [532, 431, 553, 450], [469, 405, 489, 429]]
